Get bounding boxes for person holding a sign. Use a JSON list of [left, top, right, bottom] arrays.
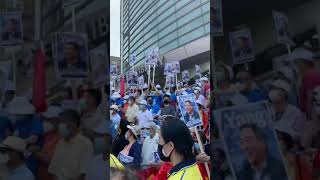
[[118, 125, 142, 168], [141, 122, 160, 165], [238, 124, 288, 180], [157, 117, 204, 179]]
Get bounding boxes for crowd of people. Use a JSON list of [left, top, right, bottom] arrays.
[[212, 47, 320, 180], [110, 76, 211, 179]]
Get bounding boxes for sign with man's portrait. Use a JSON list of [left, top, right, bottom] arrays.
[[182, 70, 190, 82], [138, 75, 144, 89], [129, 54, 136, 67], [195, 65, 201, 77], [90, 47, 108, 86], [272, 11, 294, 45], [55, 33, 89, 78], [0, 12, 23, 46], [229, 28, 255, 65], [127, 71, 138, 87], [172, 61, 180, 74], [214, 102, 289, 180], [165, 74, 175, 88], [164, 63, 173, 75], [177, 94, 202, 129], [110, 64, 117, 77]]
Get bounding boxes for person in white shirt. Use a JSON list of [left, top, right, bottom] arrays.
[[268, 79, 306, 139], [111, 105, 121, 139], [137, 100, 153, 128], [0, 136, 34, 180], [194, 88, 206, 106], [141, 122, 160, 165], [125, 96, 139, 124]]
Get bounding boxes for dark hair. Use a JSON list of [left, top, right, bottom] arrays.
[[163, 94, 170, 100], [276, 130, 294, 150], [128, 96, 135, 101], [119, 119, 130, 136], [160, 117, 194, 160], [86, 88, 102, 106], [240, 124, 265, 142], [61, 109, 80, 127], [184, 100, 192, 105], [137, 89, 142, 95]]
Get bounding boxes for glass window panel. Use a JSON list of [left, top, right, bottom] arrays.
[[177, 7, 201, 27], [201, 2, 210, 13], [160, 40, 178, 54], [176, 1, 200, 18], [157, 6, 175, 22], [204, 23, 210, 34], [158, 23, 177, 39], [203, 12, 210, 24], [159, 31, 178, 47], [157, 0, 175, 15], [178, 16, 203, 36], [179, 26, 204, 45], [158, 15, 176, 31], [176, 0, 190, 10]]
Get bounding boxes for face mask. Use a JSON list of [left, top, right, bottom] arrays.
[[216, 71, 225, 82], [58, 123, 71, 138], [0, 153, 9, 165], [43, 121, 54, 133], [125, 131, 130, 140], [147, 100, 153, 105], [139, 105, 146, 111], [268, 90, 282, 103], [157, 143, 171, 162], [94, 137, 106, 155], [164, 99, 170, 105], [194, 143, 200, 153]]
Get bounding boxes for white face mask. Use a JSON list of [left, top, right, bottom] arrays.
[[43, 121, 54, 133], [268, 89, 282, 103], [0, 153, 9, 165]]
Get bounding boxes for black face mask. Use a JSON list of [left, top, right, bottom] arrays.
[[158, 144, 171, 162], [164, 99, 170, 105]]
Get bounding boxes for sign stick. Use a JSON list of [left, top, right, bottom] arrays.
[[194, 127, 210, 179], [152, 63, 156, 85], [147, 65, 151, 91]]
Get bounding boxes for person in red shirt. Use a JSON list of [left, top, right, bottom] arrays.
[[290, 47, 320, 114]]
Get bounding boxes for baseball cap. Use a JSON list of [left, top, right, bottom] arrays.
[[271, 79, 291, 94]]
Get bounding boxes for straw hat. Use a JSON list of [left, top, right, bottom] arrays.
[[127, 125, 141, 138], [0, 136, 27, 153], [111, 104, 119, 111]]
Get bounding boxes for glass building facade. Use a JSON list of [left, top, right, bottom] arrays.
[[120, 0, 210, 72]]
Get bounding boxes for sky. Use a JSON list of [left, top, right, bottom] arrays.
[[110, 0, 121, 57]]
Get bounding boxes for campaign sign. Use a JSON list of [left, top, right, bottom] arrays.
[[177, 94, 203, 129], [214, 102, 289, 180], [164, 63, 173, 75], [272, 11, 294, 45], [90, 47, 108, 86], [154, 152, 160, 163], [172, 61, 180, 73], [195, 65, 201, 77], [127, 71, 138, 87], [229, 28, 255, 65], [110, 64, 118, 77], [0, 12, 23, 46], [138, 75, 144, 89], [118, 152, 134, 164], [182, 70, 190, 82], [166, 74, 175, 88], [56, 32, 89, 78], [145, 47, 158, 66], [129, 54, 136, 67]]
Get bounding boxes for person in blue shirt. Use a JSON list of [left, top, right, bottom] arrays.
[[0, 116, 12, 141], [6, 97, 44, 175], [146, 96, 160, 116], [236, 69, 267, 103], [183, 83, 194, 94]]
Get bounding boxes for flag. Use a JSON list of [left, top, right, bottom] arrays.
[[32, 48, 47, 112], [120, 75, 125, 97]]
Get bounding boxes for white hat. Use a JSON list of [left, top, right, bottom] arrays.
[[287, 47, 314, 62], [124, 95, 129, 100], [195, 99, 203, 106], [111, 87, 115, 91], [42, 106, 62, 119], [143, 83, 148, 89], [111, 104, 119, 111], [139, 100, 147, 105], [148, 122, 159, 131], [194, 87, 201, 91], [7, 97, 35, 115], [156, 84, 161, 89], [271, 79, 291, 93], [127, 125, 141, 138], [200, 77, 208, 81], [112, 92, 121, 99], [0, 136, 26, 152]]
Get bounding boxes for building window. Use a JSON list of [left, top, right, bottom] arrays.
[[179, 26, 205, 46]]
